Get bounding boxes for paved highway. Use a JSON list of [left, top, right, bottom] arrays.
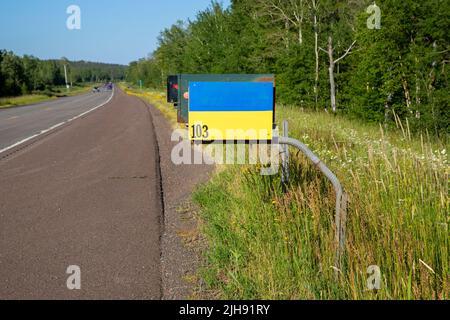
[[0, 91, 113, 152], [0, 89, 164, 299]]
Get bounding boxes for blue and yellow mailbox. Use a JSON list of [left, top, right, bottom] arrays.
[[189, 81, 274, 141], [167, 74, 275, 142]]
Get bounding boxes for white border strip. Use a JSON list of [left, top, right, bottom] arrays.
[[0, 87, 115, 156]]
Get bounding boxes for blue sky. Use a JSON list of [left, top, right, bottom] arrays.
[[0, 0, 231, 65]]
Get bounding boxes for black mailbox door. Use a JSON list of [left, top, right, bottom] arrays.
[[167, 75, 179, 103]]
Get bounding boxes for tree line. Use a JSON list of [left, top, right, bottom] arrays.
[[127, 0, 448, 135], [0, 50, 126, 97]]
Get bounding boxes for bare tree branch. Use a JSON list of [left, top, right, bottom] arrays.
[[334, 40, 357, 64]]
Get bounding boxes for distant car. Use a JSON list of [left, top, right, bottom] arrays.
[[92, 86, 100, 93]]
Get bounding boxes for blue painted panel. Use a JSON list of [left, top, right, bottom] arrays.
[[189, 82, 273, 112]]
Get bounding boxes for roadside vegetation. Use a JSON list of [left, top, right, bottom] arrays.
[[124, 0, 448, 300], [0, 84, 95, 109], [125, 87, 448, 299], [0, 50, 126, 105], [193, 106, 448, 300], [127, 0, 449, 136]]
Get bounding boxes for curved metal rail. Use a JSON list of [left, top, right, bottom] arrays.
[[278, 136, 348, 271]]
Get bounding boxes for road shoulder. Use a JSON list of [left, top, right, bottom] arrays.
[[136, 95, 213, 299]]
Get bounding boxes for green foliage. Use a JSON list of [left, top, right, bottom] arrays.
[[276, 44, 315, 106], [0, 51, 25, 96], [127, 0, 449, 135], [347, 0, 449, 135], [0, 50, 126, 97], [69, 60, 126, 83]]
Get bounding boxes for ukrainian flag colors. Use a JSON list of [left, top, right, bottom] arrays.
[[188, 82, 274, 141]]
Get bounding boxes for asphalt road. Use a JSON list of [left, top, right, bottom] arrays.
[[0, 91, 113, 152], [0, 88, 164, 299]]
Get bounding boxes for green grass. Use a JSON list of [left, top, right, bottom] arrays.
[[0, 84, 97, 109], [0, 94, 57, 108], [193, 105, 448, 300]]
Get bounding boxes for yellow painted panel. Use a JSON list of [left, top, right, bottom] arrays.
[[188, 111, 273, 141]]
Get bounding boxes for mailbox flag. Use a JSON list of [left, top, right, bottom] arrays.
[[167, 75, 179, 103]]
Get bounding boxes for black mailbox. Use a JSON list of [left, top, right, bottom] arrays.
[[167, 75, 179, 104]]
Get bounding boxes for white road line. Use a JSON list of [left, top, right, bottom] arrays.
[[0, 88, 115, 156]]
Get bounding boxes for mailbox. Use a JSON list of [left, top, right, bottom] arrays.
[[167, 75, 179, 103], [167, 74, 275, 142]]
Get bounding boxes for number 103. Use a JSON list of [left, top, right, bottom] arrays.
[[191, 124, 209, 139]]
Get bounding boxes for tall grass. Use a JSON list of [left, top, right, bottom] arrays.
[[0, 94, 56, 108], [193, 105, 448, 299]]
